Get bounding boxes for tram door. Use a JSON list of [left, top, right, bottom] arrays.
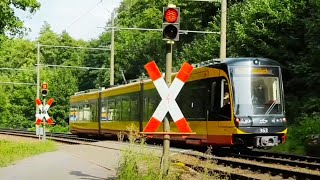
[[207, 78, 232, 137], [218, 79, 233, 127]]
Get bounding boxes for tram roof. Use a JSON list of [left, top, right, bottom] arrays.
[[221, 57, 281, 66], [72, 57, 281, 97]]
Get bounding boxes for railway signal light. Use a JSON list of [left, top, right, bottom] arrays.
[[41, 82, 48, 97], [162, 7, 180, 41]]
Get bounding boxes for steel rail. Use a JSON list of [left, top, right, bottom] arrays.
[[229, 153, 320, 170], [251, 150, 320, 164], [0, 129, 99, 144], [183, 153, 320, 180]]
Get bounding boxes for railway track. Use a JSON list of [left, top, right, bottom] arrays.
[[228, 152, 320, 171], [1, 128, 320, 179], [0, 128, 99, 144], [180, 152, 320, 180], [250, 150, 320, 164], [183, 162, 258, 180]]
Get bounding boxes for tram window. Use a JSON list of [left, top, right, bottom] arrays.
[[131, 97, 139, 121], [177, 80, 208, 120], [115, 99, 121, 121], [90, 102, 98, 122], [220, 79, 230, 107], [78, 104, 83, 121], [107, 100, 115, 121], [177, 88, 191, 118], [101, 100, 107, 121], [83, 104, 91, 121], [191, 86, 207, 119], [216, 79, 231, 120], [210, 82, 217, 112], [69, 105, 78, 121], [121, 98, 130, 121], [147, 97, 157, 120], [143, 97, 149, 121]]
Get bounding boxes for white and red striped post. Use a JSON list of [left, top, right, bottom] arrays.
[[143, 61, 193, 133]]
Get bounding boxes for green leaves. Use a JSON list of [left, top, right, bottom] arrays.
[[0, 0, 40, 37]]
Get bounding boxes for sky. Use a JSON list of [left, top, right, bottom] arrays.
[[15, 0, 122, 41]]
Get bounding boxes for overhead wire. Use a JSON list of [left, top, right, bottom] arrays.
[[65, 0, 104, 30]]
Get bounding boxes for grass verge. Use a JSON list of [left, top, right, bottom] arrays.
[[117, 125, 223, 180], [0, 140, 57, 167]]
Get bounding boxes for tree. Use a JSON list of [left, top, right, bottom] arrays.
[[0, 38, 37, 128], [79, 32, 110, 90], [0, 0, 40, 38]]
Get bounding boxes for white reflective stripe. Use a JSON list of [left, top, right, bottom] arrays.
[[169, 101, 184, 122], [38, 104, 43, 110], [169, 78, 184, 99], [36, 114, 42, 119], [153, 78, 169, 99], [45, 113, 51, 120], [151, 95, 184, 122], [154, 77, 184, 100], [44, 104, 51, 111], [152, 100, 168, 121]]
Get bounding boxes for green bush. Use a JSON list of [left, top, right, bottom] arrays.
[[118, 145, 161, 180], [273, 113, 320, 155], [290, 114, 320, 143], [47, 125, 69, 133], [27, 124, 69, 133], [272, 129, 305, 155]]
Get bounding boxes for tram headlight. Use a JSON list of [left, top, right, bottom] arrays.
[[235, 118, 252, 124], [275, 118, 286, 123]]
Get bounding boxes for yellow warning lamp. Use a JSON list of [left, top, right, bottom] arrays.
[[41, 82, 48, 97]]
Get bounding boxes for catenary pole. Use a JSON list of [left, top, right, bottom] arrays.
[[36, 43, 40, 115], [110, 11, 115, 85], [220, 0, 227, 61]]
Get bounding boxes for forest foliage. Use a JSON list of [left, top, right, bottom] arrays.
[[0, 0, 319, 154]]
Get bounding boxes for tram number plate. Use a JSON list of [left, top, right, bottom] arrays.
[[260, 128, 268, 133]]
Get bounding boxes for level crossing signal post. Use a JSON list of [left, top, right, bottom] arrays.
[[164, 4, 178, 176], [141, 3, 195, 177], [35, 82, 54, 141]]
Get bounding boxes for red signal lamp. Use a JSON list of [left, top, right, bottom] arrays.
[[165, 8, 178, 23], [162, 7, 180, 41]]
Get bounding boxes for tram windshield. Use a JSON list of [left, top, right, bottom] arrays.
[[230, 66, 284, 116]]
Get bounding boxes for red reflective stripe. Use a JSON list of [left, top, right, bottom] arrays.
[[145, 61, 162, 81], [47, 98, 54, 106], [176, 62, 193, 82], [175, 118, 192, 133], [35, 99, 42, 106], [143, 117, 161, 132], [35, 119, 42, 125], [47, 118, 54, 125]]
